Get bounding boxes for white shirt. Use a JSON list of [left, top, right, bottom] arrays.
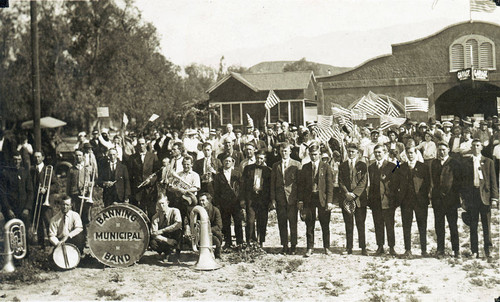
[[408, 160, 417, 169], [440, 155, 449, 166], [171, 156, 184, 173], [472, 155, 481, 187], [36, 162, 45, 173], [49, 210, 83, 246], [223, 168, 232, 184]]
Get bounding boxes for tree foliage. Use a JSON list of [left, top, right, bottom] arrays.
[[0, 0, 218, 133], [283, 57, 321, 74]]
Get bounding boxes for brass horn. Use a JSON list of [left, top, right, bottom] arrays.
[[31, 165, 53, 238], [1, 219, 27, 273], [190, 206, 221, 271]]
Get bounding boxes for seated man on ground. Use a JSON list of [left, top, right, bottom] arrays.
[[199, 192, 223, 259], [150, 195, 182, 262], [48, 196, 84, 253]]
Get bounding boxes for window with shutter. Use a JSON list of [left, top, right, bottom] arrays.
[[479, 42, 494, 69], [449, 35, 495, 72], [450, 44, 464, 71]]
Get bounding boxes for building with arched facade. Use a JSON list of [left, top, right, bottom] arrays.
[[317, 21, 500, 122]]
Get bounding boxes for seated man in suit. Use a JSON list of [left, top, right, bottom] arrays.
[[98, 148, 131, 208], [150, 195, 182, 262], [368, 144, 398, 256], [338, 143, 368, 256], [241, 150, 272, 247], [199, 192, 223, 258], [460, 139, 498, 259], [395, 145, 430, 258], [48, 196, 84, 253], [299, 143, 334, 256]]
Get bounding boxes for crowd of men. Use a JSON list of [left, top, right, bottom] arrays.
[[0, 114, 498, 264]]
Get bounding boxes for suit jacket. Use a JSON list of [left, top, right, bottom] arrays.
[[240, 164, 272, 205], [299, 161, 333, 208], [270, 159, 301, 205], [368, 160, 398, 209], [128, 151, 160, 202], [66, 164, 94, 196], [395, 161, 430, 208], [213, 169, 241, 209], [98, 160, 131, 203], [0, 166, 34, 216], [193, 157, 222, 178], [217, 150, 244, 168], [460, 155, 498, 207], [206, 204, 223, 239], [430, 157, 462, 209], [338, 160, 368, 207]]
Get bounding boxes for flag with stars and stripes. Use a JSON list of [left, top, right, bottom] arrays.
[[265, 90, 280, 110]]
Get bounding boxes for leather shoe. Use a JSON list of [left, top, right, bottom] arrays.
[[280, 246, 289, 255], [361, 248, 368, 256], [304, 249, 313, 257], [421, 250, 429, 257], [347, 248, 353, 255], [324, 248, 331, 255], [289, 246, 296, 255], [375, 246, 384, 255], [472, 252, 479, 259], [454, 250, 461, 259], [403, 250, 412, 259], [485, 249, 491, 258], [436, 251, 445, 259]]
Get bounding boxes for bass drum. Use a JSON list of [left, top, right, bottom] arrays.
[[53, 243, 80, 270], [87, 203, 150, 268]]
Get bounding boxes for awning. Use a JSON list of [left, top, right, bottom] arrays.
[[21, 116, 67, 129]]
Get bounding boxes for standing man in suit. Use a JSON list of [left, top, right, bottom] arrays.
[[368, 144, 398, 256], [430, 141, 462, 258], [299, 144, 334, 256], [241, 150, 272, 247], [395, 145, 430, 258], [193, 142, 221, 197], [168, 142, 184, 174], [98, 148, 131, 208], [338, 143, 368, 256], [217, 137, 244, 168], [0, 152, 34, 226], [31, 151, 54, 247], [213, 154, 244, 249], [128, 137, 160, 219], [460, 139, 498, 259], [270, 142, 301, 254]]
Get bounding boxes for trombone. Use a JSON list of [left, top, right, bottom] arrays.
[[31, 165, 53, 237], [79, 165, 96, 216]]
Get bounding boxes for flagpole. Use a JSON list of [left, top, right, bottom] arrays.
[[469, 0, 472, 23], [404, 97, 407, 119]]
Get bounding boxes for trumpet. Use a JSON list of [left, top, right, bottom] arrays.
[[31, 165, 53, 237], [79, 165, 96, 216], [1, 219, 27, 273]]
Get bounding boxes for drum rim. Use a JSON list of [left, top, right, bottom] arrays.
[[87, 204, 150, 267], [52, 243, 80, 269]]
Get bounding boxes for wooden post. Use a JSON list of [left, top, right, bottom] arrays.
[[30, 0, 41, 152]]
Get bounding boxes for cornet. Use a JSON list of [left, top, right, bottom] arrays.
[[31, 165, 53, 237], [1, 219, 27, 273]]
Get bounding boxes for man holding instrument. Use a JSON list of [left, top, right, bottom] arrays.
[[48, 196, 84, 253], [98, 148, 130, 208]]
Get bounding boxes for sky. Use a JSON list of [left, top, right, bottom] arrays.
[[134, 0, 500, 69]]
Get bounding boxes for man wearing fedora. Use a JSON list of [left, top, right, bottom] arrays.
[[460, 139, 498, 259], [474, 120, 492, 158]]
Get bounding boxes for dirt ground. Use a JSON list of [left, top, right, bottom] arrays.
[[1, 206, 499, 302]]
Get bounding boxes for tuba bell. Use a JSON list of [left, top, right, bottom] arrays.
[[1, 219, 27, 273], [190, 206, 221, 271]]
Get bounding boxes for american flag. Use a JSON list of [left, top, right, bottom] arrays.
[[379, 114, 406, 130], [315, 115, 335, 143], [353, 92, 389, 116], [331, 106, 354, 131], [405, 97, 429, 112], [246, 113, 254, 128], [470, 0, 497, 12], [265, 90, 280, 110], [387, 100, 401, 117]]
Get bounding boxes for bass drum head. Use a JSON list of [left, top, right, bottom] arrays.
[[52, 243, 80, 270], [87, 203, 150, 268]]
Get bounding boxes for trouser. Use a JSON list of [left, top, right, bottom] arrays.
[[212, 232, 222, 256], [342, 205, 367, 250], [433, 206, 459, 252], [468, 188, 491, 254], [305, 193, 331, 249], [171, 195, 194, 234], [36, 205, 53, 247], [245, 192, 269, 244], [401, 205, 428, 251], [276, 201, 298, 247], [220, 204, 244, 246], [150, 229, 182, 254], [372, 207, 396, 247]]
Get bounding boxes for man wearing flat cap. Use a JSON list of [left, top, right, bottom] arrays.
[[430, 141, 462, 258]]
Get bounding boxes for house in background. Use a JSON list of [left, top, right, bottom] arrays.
[[207, 71, 317, 129]]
